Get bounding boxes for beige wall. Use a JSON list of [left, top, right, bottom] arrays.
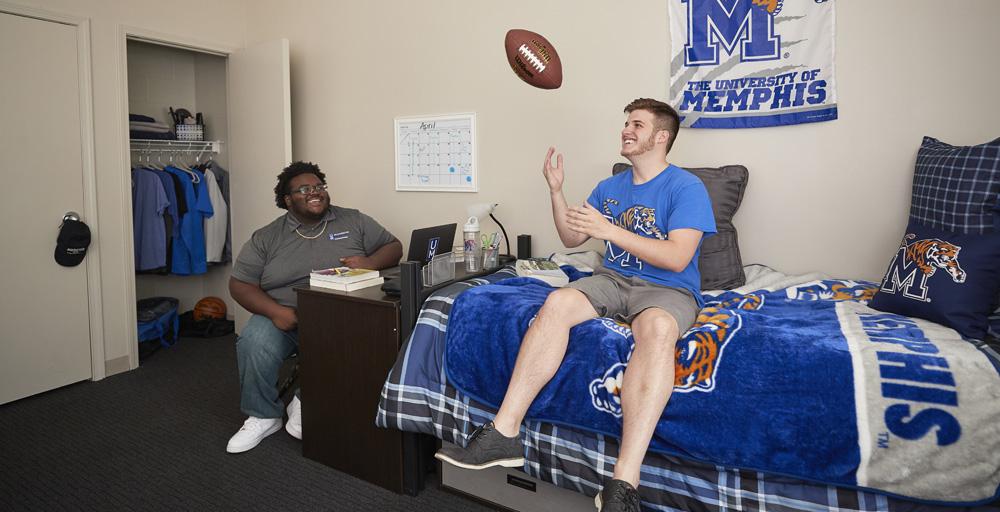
[[9, 0, 999, 375], [246, 0, 1000, 284], [6, 0, 247, 373]]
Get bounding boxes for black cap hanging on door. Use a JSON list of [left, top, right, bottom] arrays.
[[54, 219, 91, 267]]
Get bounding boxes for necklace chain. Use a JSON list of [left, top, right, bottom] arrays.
[[295, 219, 328, 240]]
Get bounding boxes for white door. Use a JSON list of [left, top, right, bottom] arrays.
[[228, 39, 293, 332], [0, 11, 93, 404]]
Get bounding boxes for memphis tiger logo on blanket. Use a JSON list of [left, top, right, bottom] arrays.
[[787, 281, 877, 302], [589, 294, 763, 417]]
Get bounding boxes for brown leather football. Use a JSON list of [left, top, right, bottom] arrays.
[[504, 29, 562, 90]]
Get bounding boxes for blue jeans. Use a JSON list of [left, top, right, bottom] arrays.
[[236, 314, 298, 418]]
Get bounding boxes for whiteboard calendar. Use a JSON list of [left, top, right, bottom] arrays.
[[395, 112, 476, 192]]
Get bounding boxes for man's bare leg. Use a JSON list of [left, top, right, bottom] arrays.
[[612, 308, 679, 487], [493, 288, 599, 437]]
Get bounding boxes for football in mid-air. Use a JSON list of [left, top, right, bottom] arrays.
[[504, 29, 562, 90]]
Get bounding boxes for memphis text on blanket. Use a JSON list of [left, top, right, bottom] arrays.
[[837, 299, 1000, 502]]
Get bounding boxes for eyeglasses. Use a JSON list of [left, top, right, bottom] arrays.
[[290, 184, 328, 195]]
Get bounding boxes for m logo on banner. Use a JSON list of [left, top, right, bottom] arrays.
[[683, 0, 780, 66]]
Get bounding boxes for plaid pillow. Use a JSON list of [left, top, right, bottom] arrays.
[[909, 136, 1000, 234]]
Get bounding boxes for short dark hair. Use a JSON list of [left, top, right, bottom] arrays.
[[624, 98, 681, 154], [274, 161, 326, 209]]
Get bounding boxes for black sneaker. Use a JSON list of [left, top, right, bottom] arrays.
[[595, 479, 641, 512], [434, 422, 525, 470]]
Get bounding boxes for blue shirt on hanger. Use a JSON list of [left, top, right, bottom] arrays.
[[132, 167, 170, 271], [165, 166, 213, 275]]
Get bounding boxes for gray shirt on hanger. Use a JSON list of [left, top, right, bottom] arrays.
[[231, 206, 397, 307]]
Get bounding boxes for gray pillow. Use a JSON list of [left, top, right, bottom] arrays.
[[612, 163, 749, 290]]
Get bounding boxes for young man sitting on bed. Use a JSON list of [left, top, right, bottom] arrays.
[[435, 98, 716, 512], [226, 161, 402, 454]]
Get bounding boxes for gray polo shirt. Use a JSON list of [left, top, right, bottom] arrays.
[[232, 206, 397, 307]]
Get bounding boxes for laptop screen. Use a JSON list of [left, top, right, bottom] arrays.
[[406, 223, 457, 265]]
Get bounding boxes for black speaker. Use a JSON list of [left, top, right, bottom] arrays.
[[516, 235, 532, 259]]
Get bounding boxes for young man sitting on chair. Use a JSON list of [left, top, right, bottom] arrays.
[[435, 99, 716, 512], [226, 161, 402, 453]]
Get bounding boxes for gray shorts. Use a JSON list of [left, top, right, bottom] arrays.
[[566, 266, 699, 332]]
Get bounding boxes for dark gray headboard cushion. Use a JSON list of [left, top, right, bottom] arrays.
[[612, 163, 749, 290]]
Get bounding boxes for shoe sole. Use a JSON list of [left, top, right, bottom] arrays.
[[434, 452, 525, 470], [226, 422, 282, 454]]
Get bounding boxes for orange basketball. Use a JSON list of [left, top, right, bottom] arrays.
[[194, 296, 227, 321]]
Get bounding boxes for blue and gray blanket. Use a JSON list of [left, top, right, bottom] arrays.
[[441, 270, 1000, 505]]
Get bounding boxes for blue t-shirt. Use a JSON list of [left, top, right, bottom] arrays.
[[165, 166, 214, 275], [586, 164, 716, 306], [131, 168, 170, 271]]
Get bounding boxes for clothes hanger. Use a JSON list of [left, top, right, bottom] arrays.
[[143, 150, 157, 171], [147, 150, 164, 171], [173, 154, 201, 183]]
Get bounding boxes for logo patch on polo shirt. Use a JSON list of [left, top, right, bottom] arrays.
[[330, 231, 349, 241]]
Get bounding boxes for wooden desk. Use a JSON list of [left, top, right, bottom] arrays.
[[295, 284, 406, 492], [294, 259, 516, 495]]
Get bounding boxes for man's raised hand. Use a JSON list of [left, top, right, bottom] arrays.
[[542, 146, 565, 193]]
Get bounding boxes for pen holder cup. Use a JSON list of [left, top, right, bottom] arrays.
[[422, 252, 455, 287], [483, 248, 499, 269]]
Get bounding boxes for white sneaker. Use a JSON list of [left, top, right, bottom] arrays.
[[226, 416, 282, 453], [285, 396, 302, 440]]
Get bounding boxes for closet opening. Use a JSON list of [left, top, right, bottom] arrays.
[[126, 38, 233, 361]]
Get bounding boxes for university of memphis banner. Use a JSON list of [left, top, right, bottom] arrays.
[[669, 0, 838, 129]]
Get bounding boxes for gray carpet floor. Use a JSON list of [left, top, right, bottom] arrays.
[[0, 334, 495, 511]]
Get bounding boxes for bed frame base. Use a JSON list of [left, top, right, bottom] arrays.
[[439, 442, 594, 512]]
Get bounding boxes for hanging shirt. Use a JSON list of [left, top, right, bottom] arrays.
[[207, 162, 232, 263], [131, 167, 170, 271], [165, 166, 213, 275], [148, 167, 181, 274], [203, 168, 229, 263], [168, 172, 188, 217], [150, 168, 180, 237]]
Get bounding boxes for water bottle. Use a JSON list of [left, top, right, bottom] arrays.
[[463, 216, 481, 272]]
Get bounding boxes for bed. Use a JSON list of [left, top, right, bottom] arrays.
[[376, 257, 1000, 511]]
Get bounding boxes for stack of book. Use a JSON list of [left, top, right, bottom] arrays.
[[514, 258, 569, 287], [309, 267, 384, 291]]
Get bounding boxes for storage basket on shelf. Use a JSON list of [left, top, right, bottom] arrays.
[[175, 124, 204, 141]]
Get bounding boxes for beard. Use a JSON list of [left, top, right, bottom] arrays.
[[291, 196, 329, 223], [620, 132, 657, 158]]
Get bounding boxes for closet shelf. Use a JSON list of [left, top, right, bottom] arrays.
[[129, 139, 223, 154]]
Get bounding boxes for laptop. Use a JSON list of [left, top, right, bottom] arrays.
[[380, 223, 457, 287], [406, 223, 457, 265]]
